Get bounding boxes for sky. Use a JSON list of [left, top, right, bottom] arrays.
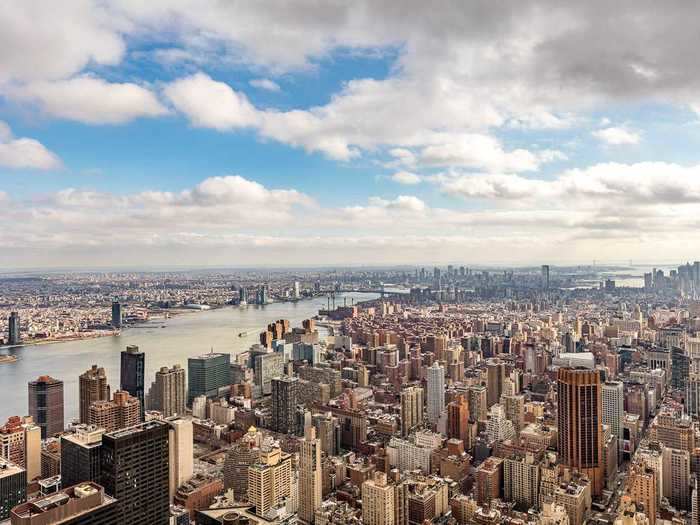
[[3, 1, 700, 268]]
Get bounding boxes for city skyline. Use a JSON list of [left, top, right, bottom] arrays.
[[4, 3, 700, 267]]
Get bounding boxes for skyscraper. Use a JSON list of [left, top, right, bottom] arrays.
[[271, 376, 299, 435], [400, 386, 424, 437], [100, 420, 170, 525], [7, 312, 20, 346], [0, 458, 26, 521], [187, 352, 231, 405], [0, 416, 40, 482], [361, 472, 395, 525], [28, 376, 64, 440], [88, 390, 140, 433], [148, 365, 186, 417], [541, 265, 550, 290], [447, 394, 470, 445], [79, 365, 110, 424], [557, 367, 603, 496], [486, 359, 506, 408], [247, 446, 292, 518], [111, 301, 122, 328], [426, 362, 445, 425], [299, 426, 322, 524], [602, 381, 624, 463], [60, 425, 105, 488], [166, 417, 193, 501], [120, 345, 145, 419]]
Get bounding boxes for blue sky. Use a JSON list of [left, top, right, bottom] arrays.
[[4, 1, 700, 268]]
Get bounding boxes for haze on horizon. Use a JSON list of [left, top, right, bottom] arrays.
[[3, 1, 700, 268]]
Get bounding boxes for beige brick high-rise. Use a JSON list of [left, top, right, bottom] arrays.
[[362, 472, 395, 525], [88, 390, 140, 432], [299, 426, 322, 523]]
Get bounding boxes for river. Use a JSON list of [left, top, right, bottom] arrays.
[[0, 292, 377, 423]]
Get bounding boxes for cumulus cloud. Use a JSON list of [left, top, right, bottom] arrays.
[[390, 171, 422, 185], [592, 126, 641, 145], [249, 78, 281, 92], [0, 121, 61, 170]]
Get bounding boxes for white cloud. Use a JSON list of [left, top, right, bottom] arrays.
[[0, 121, 61, 170], [249, 78, 281, 92], [592, 126, 641, 145], [13, 75, 168, 125], [390, 171, 422, 185]]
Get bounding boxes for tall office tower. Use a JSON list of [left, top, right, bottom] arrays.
[[271, 376, 299, 434], [0, 458, 26, 521], [447, 394, 469, 445], [28, 376, 64, 439], [299, 426, 322, 524], [7, 312, 20, 345], [187, 352, 231, 405], [238, 286, 248, 305], [88, 390, 140, 432], [361, 472, 395, 525], [426, 363, 445, 425], [79, 365, 110, 424], [9, 482, 119, 524], [100, 420, 170, 525], [247, 446, 292, 518], [293, 281, 301, 299], [627, 461, 657, 525], [312, 413, 341, 457], [500, 394, 525, 437], [486, 359, 507, 408], [541, 265, 550, 290], [167, 417, 193, 501], [468, 385, 488, 423], [149, 365, 186, 418], [120, 345, 145, 419], [400, 386, 424, 437], [557, 367, 604, 497], [602, 381, 624, 462], [662, 447, 690, 511], [0, 417, 40, 482], [60, 425, 105, 488], [111, 301, 122, 329]]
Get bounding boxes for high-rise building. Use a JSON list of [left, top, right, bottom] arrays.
[[400, 386, 424, 437], [0, 416, 40, 482], [426, 363, 445, 425], [60, 425, 105, 489], [485, 404, 515, 443], [312, 412, 340, 457], [167, 417, 194, 501], [447, 394, 469, 445], [247, 446, 292, 518], [0, 458, 26, 521], [500, 394, 525, 436], [100, 420, 170, 525], [627, 461, 657, 525], [187, 352, 231, 406], [88, 390, 140, 433], [475, 456, 503, 505], [602, 381, 624, 463], [9, 482, 119, 524], [502, 451, 540, 511], [299, 426, 322, 524], [271, 376, 299, 435], [662, 446, 690, 511], [7, 312, 20, 346], [361, 472, 395, 525], [28, 376, 64, 440], [79, 365, 110, 424], [486, 359, 506, 408], [111, 301, 122, 329], [557, 367, 604, 497], [467, 385, 488, 422], [223, 427, 262, 501], [541, 265, 550, 290], [148, 365, 186, 418], [120, 345, 145, 419]]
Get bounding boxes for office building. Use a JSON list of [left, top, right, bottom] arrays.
[[9, 482, 119, 525], [662, 446, 690, 511], [148, 365, 186, 418], [361, 472, 395, 525], [247, 446, 292, 518], [187, 353, 231, 406], [627, 461, 657, 525], [446, 394, 469, 445], [500, 393, 525, 436], [120, 345, 145, 419], [0, 417, 40, 482], [541, 265, 550, 290], [557, 367, 604, 497], [101, 420, 170, 525], [426, 362, 445, 425], [299, 426, 322, 524], [271, 376, 299, 435], [602, 381, 624, 462], [400, 386, 424, 437], [486, 359, 506, 408], [502, 451, 540, 511], [79, 365, 110, 424], [7, 312, 20, 346], [0, 458, 26, 521], [88, 390, 140, 433], [61, 425, 104, 490], [311, 412, 340, 457], [167, 417, 194, 501], [28, 376, 64, 440], [111, 301, 122, 328]]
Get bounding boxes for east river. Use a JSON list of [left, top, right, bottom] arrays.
[[0, 292, 377, 423]]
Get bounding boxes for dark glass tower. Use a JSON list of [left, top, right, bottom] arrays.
[[28, 375, 64, 439], [120, 345, 145, 420], [101, 421, 170, 525], [187, 352, 231, 405], [8, 311, 20, 345], [111, 301, 122, 328], [271, 376, 299, 434], [61, 426, 104, 488]]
